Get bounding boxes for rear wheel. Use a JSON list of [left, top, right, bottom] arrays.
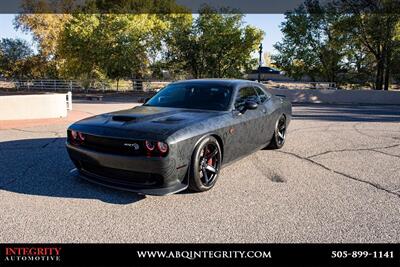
[[268, 114, 287, 149], [188, 136, 222, 192]]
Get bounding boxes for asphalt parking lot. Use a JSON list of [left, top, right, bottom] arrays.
[[0, 100, 399, 243]]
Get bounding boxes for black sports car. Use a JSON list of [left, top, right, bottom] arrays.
[[66, 79, 291, 195]]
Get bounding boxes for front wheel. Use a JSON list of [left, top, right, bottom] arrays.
[[188, 136, 222, 192], [267, 114, 287, 149]]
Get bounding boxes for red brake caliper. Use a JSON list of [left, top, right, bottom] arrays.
[[207, 147, 213, 166], [205, 147, 213, 166]]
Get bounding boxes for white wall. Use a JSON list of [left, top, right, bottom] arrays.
[[269, 88, 400, 105], [0, 94, 68, 120]]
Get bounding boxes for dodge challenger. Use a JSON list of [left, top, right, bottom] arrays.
[[66, 79, 291, 195]]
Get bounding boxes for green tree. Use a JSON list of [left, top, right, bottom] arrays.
[[14, 0, 73, 59], [273, 0, 400, 89], [14, 1, 75, 78], [273, 0, 346, 82], [58, 13, 172, 84], [337, 0, 400, 90], [165, 7, 264, 79], [391, 23, 400, 83], [263, 52, 275, 68], [0, 38, 34, 78], [15, 0, 188, 81]]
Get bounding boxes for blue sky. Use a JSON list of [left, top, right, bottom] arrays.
[[0, 14, 285, 55], [0, 14, 34, 42], [244, 14, 285, 54]]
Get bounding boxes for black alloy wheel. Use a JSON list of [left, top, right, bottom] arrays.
[[268, 115, 287, 149], [189, 136, 222, 192]]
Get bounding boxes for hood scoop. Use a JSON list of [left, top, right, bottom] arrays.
[[112, 115, 137, 122]]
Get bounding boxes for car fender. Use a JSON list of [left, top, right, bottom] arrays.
[[191, 133, 224, 161]]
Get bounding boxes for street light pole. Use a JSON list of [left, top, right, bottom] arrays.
[[258, 43, 263, 83]]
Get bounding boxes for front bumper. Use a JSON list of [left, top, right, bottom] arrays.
[[66, 143, 188, 195]]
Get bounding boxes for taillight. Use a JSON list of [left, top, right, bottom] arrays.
[[145, 140, 168, 156]]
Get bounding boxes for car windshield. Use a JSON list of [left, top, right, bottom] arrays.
[[144, 83, 233, 111]]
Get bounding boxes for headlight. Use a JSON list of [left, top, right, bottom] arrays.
[[144, 140, 168, 156], [157, 141, 168, 153], [145, 140, 156, 151], [69, 130, 85, 145]]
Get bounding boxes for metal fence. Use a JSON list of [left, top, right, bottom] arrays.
[[12, 79, 170, 92], [15, 80, 83, 91], [5, 79, 339, 92]]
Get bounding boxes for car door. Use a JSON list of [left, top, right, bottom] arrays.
[[224, 86, 266, 161], [254, 85, 275, 143]]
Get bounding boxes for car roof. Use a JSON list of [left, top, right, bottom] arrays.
[[171, 79, 259, 87]]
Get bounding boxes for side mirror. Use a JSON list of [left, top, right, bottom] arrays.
[[245, 100, 258, 110]]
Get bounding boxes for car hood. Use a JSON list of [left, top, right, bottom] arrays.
[[70, 105, 225, 140]]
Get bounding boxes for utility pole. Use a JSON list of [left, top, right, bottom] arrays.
[[258, 43, 263, 83]]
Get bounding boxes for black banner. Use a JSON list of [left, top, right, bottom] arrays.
[[0, 0, 399, 14], [0, 0, 304, 14], [0, 243, 399, 266]]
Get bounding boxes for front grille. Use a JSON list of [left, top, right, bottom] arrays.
[[68, 131, 144, 156], [79, 161, 163, 187]]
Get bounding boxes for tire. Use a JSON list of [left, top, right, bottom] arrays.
[[188, 136, 222, 192], [268, 114, 287, 149]]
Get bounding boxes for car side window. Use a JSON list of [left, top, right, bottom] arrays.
[[254, 86, 270, 103], [234, 87, 258, 110]]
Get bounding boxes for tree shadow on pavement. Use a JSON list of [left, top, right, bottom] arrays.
[[0, 138, 145, 204]]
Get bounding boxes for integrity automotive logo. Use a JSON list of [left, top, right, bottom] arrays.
[[3, 246, 62, 263]]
